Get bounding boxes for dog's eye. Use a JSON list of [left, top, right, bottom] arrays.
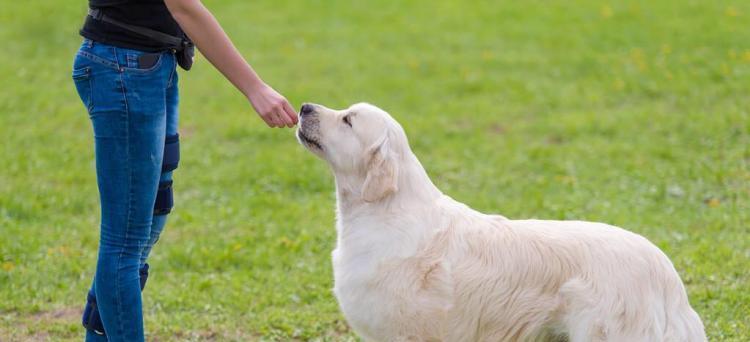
[[342, 114, 353, 127]]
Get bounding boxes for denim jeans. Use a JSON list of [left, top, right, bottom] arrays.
[[72, 39, 179, 342]]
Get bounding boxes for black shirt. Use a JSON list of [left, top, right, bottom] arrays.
[[80, 0, 186, 52]]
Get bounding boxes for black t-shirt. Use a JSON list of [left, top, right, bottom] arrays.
[[80, 0, 186, 52]]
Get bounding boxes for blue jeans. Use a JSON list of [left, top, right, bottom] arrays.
[[72, 39, 179, 342]]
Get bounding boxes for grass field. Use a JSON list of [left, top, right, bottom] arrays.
[[1, 0, 749, 340]]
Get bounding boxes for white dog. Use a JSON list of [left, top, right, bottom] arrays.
[[296, 102, 705, 342]]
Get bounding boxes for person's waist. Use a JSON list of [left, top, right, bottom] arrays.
[[81, 16, 182, 52], [82, 9, 185, 42], [86, 5, 183, 36]]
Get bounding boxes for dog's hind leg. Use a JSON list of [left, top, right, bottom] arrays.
[[555, 278, 611, 342]]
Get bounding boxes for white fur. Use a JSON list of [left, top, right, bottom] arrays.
[[296, 103, 706, 342]]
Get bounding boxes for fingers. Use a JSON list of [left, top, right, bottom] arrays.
[[247, 84, 297, 128], [270, 100, 296, 128], [262, 110, 281, 128], [272, 109, 288, 128], [265, 107, 290, 128], [281, 101, 299, 126], [257, 101, 285, 128]]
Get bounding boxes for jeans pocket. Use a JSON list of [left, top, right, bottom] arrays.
[[72, 64, 93, 113], [122, 51, 166, 74]]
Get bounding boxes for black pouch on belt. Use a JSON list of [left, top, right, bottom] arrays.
[[175, 40, 195, 71]]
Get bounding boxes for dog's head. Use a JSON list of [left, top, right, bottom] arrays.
[[297, 102, 406, 202]]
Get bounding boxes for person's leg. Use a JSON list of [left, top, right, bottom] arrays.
[[140, 70, 180, 268], [73, 40, 121, 342], [73, 40, 176, 342], [82, 266, 149, 340]]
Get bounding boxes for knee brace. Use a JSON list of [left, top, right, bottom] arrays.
[[139, 263, 150, 290], [153, 180, 173, 216], [82, 264, 151, 335], [162, 134, 180, 172], [153, 134, 179, 216]]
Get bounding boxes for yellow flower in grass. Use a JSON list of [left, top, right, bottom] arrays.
[[600, 6, 613, 19], [613, 78, 625, 90], [630, 48, 648, 71], [407, 58, 419, 70], [555, 175, 576, 185], [481, 50, 494, 61], [728, 49, 737, 60], [725, 6, 740, 17], [721, 63, 731, 76], [278, 236, 295, 248], [1, 262, 14, 272]]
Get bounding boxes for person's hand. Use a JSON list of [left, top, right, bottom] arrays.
[[246, 83, 298, 128]]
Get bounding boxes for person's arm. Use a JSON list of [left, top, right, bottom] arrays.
[[164, 0, 297, 128]]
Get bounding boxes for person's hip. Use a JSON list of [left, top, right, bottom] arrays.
[[71, 38, 177, 114]]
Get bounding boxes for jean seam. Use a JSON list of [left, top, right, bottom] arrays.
[[85, 69, 93, 112], [111, 46, 119, 69], [113, 68, 131, 340], [167, 55, 176, 88]]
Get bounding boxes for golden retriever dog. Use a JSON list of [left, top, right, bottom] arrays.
[[296, 102, 705, 342]]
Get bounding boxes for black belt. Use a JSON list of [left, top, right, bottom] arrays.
[[88, 8, 184, 49], [87, 8, 195, 70]]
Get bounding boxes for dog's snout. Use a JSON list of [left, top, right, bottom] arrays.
[[300, 103, 315, 116]]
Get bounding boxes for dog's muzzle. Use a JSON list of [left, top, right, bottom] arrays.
[[297, 103, 323, 150], [297, 128, 322, 150]]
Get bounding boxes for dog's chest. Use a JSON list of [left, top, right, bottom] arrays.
[[332, 247, 395, 339], [331, 241, 451, 341], [331, 216, 451, 339]]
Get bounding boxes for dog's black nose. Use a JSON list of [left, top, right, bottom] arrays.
[[300, 103, 315, 116]]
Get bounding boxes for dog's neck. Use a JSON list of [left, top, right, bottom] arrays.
[[333, 152, 442, 220], [331, 152, 445, 261]]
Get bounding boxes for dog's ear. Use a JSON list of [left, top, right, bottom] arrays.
[[362, 135, 399, 202]]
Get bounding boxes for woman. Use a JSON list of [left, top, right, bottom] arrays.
[[71, 0, 298, 340]]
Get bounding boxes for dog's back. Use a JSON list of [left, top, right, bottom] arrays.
[[435, 212, 706, 341]]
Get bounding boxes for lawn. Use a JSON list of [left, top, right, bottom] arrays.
[[1, 0, 748, 340]]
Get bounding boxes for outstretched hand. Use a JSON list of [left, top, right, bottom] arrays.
[[247, 83, 298, 128]]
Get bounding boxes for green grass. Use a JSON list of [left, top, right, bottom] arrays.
[[1, 0, 748, 340]]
